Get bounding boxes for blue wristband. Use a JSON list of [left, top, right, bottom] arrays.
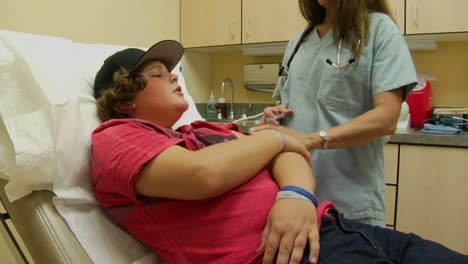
[[280, 185, 319, 208]]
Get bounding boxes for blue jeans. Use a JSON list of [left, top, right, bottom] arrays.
[[301, 209, 468, 264]]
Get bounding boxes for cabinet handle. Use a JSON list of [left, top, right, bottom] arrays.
[[231, 21, 236, 39], [413, 4, 419, 26], [393, 7, 397, 20], [245, 18, 250, 39]]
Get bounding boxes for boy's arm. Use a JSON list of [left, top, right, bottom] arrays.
[[135, 130, 309, 200], [261, 152, 320, 264]]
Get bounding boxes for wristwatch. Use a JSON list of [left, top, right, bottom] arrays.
[[318, 130, 329, 149]]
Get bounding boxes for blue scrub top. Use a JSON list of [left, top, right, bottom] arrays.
[[274, 13, 417, 225]]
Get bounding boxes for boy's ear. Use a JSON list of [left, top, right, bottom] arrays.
[[116, 101, 136, 112]]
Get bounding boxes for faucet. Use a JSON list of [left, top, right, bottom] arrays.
[[221, 78, 235, 120]]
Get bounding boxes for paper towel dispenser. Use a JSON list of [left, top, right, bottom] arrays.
[[243, 63, 279, 92]]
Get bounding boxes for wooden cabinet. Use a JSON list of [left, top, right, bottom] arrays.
[[387, 0, 405, 33], [181, 0, 306, 48], [384, 144, 399, 227], [397, 145, 468, 255], [384, 144, 399, 185], [242, 0, 305, 44], [385, 185, 397, 227], [385, 0, 468, 35], [181, 0, 468, 48], [406, 0, 468, 34], [181, 0, 241, 48], [384, 144, 398, 228]]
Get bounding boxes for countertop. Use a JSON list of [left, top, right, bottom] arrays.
[[213, 120, 468, 148], [389, 129, 468, 148]]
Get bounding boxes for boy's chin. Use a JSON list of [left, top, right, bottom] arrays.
[[178, 101, 190, 112]]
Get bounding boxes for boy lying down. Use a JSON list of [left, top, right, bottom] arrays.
[[90, 40, 468, 264]]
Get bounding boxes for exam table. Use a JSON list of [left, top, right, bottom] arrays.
[[0, 178, 93, 263]]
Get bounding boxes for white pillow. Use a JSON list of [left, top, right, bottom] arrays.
[[0, 29, 202, 264], [0, 29, 201, 199]]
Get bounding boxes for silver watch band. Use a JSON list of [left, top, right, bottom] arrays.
[[318, 130, 329, 149]]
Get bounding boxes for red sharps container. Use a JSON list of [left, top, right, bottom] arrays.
[[406, 77, 433, 127]]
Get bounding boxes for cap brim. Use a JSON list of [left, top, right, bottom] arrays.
[[133, 40, 184, 72]]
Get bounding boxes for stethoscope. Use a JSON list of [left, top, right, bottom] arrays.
[[278, 25, 360, 77], [325, 38, 361, 69]]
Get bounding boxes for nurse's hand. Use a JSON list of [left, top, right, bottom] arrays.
[[250, 125, 316, 151], [263, 105, 294, 125], [259, 198, 320, 264]]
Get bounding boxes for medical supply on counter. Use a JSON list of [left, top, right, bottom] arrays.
[[415, 115, 468, 131], [206, 90, 218, 120], [422, 124, 463, 135], [433, 107, 468, 131], [434, 115, 468, 129], [406, 76, 432, 127], [396, 102, 411, 133], [217, 96, 227, 119]]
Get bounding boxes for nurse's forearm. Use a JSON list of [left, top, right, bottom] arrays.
[[312, 89, 402, 149], [316, 108, 397, 149]]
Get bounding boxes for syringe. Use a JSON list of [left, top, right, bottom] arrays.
[[255, 113, 286, 125]]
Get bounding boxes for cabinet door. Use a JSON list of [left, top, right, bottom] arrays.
[[242, 0, 306, 44], [384, 144, 399, 227], [384, 144, 398, 185], [397, 145, 468, 255], [181, 0, 241, 48], [406, 0, 468, 34], [385, 185, 397, 227], [387, 0, 405, 33]]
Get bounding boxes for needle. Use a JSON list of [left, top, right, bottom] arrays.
[[255, 113, 286, 125]]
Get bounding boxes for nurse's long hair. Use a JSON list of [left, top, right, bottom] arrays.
[[299, 0, 394, 62]]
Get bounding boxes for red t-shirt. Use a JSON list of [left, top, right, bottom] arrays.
[[91, 119, 278, 264]]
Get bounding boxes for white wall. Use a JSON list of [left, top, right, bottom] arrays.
[[0, 0, 214, 103]]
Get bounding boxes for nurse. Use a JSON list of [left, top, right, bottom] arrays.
[[251, 0, 418, 226]]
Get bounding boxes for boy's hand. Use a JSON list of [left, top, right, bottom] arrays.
[[259, 199, 319, 264]]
